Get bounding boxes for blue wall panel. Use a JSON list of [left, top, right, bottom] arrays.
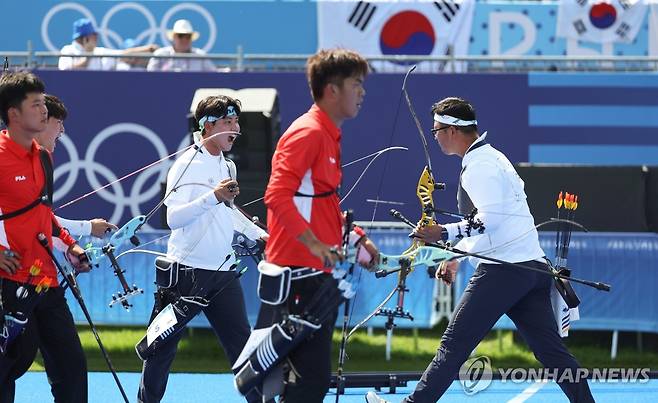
[[70, 231, 658, 335], [31, 70, 658, 228], [529, 145, 658, 165], [452, 233, 658, 333]]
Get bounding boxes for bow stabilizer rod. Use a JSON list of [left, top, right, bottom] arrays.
[[389, 209, 611, 292]]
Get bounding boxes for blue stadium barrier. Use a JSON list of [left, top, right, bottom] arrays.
[[455, 232, 658, 333], [67, 230, 658, 335], [66, 229, 438, 329]]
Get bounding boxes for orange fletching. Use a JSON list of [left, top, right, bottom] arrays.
[[35, 277, 52, 293], [29, 264, 41, 276]]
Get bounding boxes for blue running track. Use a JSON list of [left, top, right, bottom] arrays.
[[15, 372, 658, 402]]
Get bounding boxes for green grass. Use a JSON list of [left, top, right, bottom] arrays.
[[29, 324, 658, 373]]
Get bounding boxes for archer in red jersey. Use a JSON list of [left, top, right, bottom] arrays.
[[258, 49, 379, 403]]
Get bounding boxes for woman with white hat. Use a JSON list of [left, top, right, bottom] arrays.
[[147, 19, 216, 72]]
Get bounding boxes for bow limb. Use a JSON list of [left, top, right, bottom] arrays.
[[401, 65, 446, 208], [92, 178, 208, 259], [345, 66, 442, 339], [413, 246, 456, 267], [399, 65, 444, 255], [402, 65, 435, 178], [85, 215, 147, 265], [374, 246, 456, 275], [346, 285, 397, 341], [233, 203, 267, 231]]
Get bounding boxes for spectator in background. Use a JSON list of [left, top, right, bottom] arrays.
[[116, 38, 149, 71], [147, 19, 216, 72], [59, 18, 156, 71]]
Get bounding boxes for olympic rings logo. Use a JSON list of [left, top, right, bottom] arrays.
[[54, 123, 190, 230], [41, 2, 217, 52]]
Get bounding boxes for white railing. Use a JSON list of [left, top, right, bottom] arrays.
[[3, 47, 658, 73]]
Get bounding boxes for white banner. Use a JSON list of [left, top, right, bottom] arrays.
[[557, 0, 648, 44], [317, 0, 475, 72], [650, 2, 658, 55]]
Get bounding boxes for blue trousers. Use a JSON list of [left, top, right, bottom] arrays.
[[404, 260, 594, 403], [137, 268, 254, 403]]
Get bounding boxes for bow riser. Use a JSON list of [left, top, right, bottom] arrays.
[[83, 215, 147, 310], [402, 167, 439, 257]]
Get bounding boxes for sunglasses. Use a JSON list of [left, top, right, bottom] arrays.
[[431, 126, 451, 135]]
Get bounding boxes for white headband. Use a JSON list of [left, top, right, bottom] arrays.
[[434, 114, 477, 127]]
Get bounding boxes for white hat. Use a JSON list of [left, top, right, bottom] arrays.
[[166, 19, 200, 42]]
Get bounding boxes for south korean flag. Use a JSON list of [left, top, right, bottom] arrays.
[[317, 0, 476, 72], [556, 0, 649, 44]]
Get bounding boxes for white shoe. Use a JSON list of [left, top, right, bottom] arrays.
[[365, 391, 392, 403]]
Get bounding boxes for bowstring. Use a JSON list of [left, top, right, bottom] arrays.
[[344, 74, 408, 345]]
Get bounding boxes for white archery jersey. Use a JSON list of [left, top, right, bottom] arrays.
[[164, 143, 236, 271], [443, 137, 545, 267]]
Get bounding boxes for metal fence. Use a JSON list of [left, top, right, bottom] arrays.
[[3, 47, 658, 73]]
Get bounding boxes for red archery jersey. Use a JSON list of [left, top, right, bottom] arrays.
[[265, 105, 344, 272], [0, 131, 75, 285]]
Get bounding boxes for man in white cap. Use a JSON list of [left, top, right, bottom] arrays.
[[147, 19, 216, 72]]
